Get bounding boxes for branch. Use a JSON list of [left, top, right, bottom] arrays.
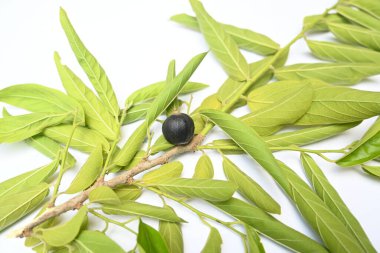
[[15, 134, 204, 238]]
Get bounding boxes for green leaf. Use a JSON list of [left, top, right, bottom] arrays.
[[279, 161, 366, 253], [328, 22, 380, 51], [123, 150, 147, 171], [171, 14, 279, 55], [65, 145, 103, 194], [296, 83, 380, 125], [275, 62, 380, 85], [303, 13, 348, 33], [242, 80, 313, 135], [337, 117, 380, 166], [0, 183, 49, 232], [347, 0, 380, 19], [200, 227, 222, 253], [201, 109, 289, 191], [123, 103, 150, 124], [337, 5, 380, 32], [362, 164, 380, 178], [0, 160, 58, 198], [103, 201, 183, 222], [0, 112, 70, 143], [44, 124, 110, 153], [222, 156, 281, 214], [159, 209, 183, 253], [0, 84, 85, 124], [212, 198, 328, 253], [114, 185, 143, 202], [301, 153, 376, 253], [189, 0, 249, 81], [60, 8, 120, 118], [307, 40, 380, 63], [54, 52, 118, 140], [75, 230, 125, 253], [89, 186, 121, 205], [149, 178, 236, 202], [41, 206, 88, 247], [137, 220, 169, 253], [245, 225, 265, 253], [143, 161, 183, 183], [193, 154, 214, 179]]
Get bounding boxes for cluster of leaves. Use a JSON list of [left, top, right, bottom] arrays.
[[0, 0, 379, 252]]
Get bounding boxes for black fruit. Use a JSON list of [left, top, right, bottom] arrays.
[[162, 113, 195, 145]]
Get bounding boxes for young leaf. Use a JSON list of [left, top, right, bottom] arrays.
[[103, 201, 183, 222], [361, 164, 380, 178], [75, 230, 125, 253], [328, 22, 380, 51], [245, 225, 265, 253], [0, 160, 58, 198], [89, 186, 121, 205], [337, 5, 380, 32], [54, 52, 118, 140], [114, 185, 143, 202], [222, 156, 281, 214], [0, 183, 49, 232], [0, 112, 70, 143], [212, 198, 328, 253], [275, 62, 380, 85], [279, 161, 366, 253], [296, 84, 380, 125], [41, 206, 88, 247], [171, 13, 279, 55], [137, 220, 169, 253], [337, 117, 380, 166], [0, 84, 85, 124], [189, 0, 250, 81], [60, 8, 120, 118], [159, 207, 183, 253], [307, 40, 380, 63], [143, 161, 183, 183], [200, 227, 222, 253], [301, 153, 376, 253], [44, 124, 110, 153], [201, 109, 289, 191], [65, 145, 103, 194], [193, 154, 214, 179], [149, 178, 237, 202], [347, 0, 380, 19]]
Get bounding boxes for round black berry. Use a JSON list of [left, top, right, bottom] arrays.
[[162, 113, 195, 145]]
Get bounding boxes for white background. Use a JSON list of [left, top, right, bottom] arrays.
[[0, 0, 379, 252]]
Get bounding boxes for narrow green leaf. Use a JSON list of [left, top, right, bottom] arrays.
[[337, 117, 380, 166], [65, 145, 103, 194], [103, 201, 183, 222], [75, 230, 125, 253], [189, 0, 249, 80], [0, 183, 49, 232], [41, 206, 88, 247], [159, 207, 183, 253], [137, 220, 169, 253], [201, 109, 289, 191], [149, 178, 236, 202], [123, 103, 150, 124], [362, 164, 380, 178], [303, 13, 348, 33], [279, 161, 366, 253], [60, 8, 119, 118], [307, 40, 380, 63], [89, 186, 121, 205], [328, 22, 380, 51], [171, 13, 279, 55], [193, 154, 214, 179], [245, 225, 265, 253], [44, 124, 110, 153], [123, 150, 147, 170], [347, 0, 380, 19], [143, 161, 183, 183], [0, 112, 70, 143], [337, 5, 380, 32], [301, 153, 376, 253], [0, 160, 58, 198], [212, 198, 328, 253], [54, 52, 118, 140], [222, 156, 281, 214], [114, 185, 142, 202], [0, 84, 85, 124], [275, 62, 380, 85], [201, 227, 222, 253]]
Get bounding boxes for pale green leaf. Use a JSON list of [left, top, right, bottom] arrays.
[[143, 161, 183, 183], [362, 164, 380, 178], [189, 0, 249, 81], [114, 185, 143, 202], [89, 186, 121, 205], [303, 13, 348, 33], [200, 227, 222, 253], [60, 8, 120, 118], [337, 5, 380, 32], [75, 230, 125, 253], [137, 220, 169, 253], [122, 103, 150, 125], [65, 145, 103, 194], [347, 0, 380, 19], [193, 154, 214, 179], [159, 207, 183, 253], [245, 225, 265, 253]]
